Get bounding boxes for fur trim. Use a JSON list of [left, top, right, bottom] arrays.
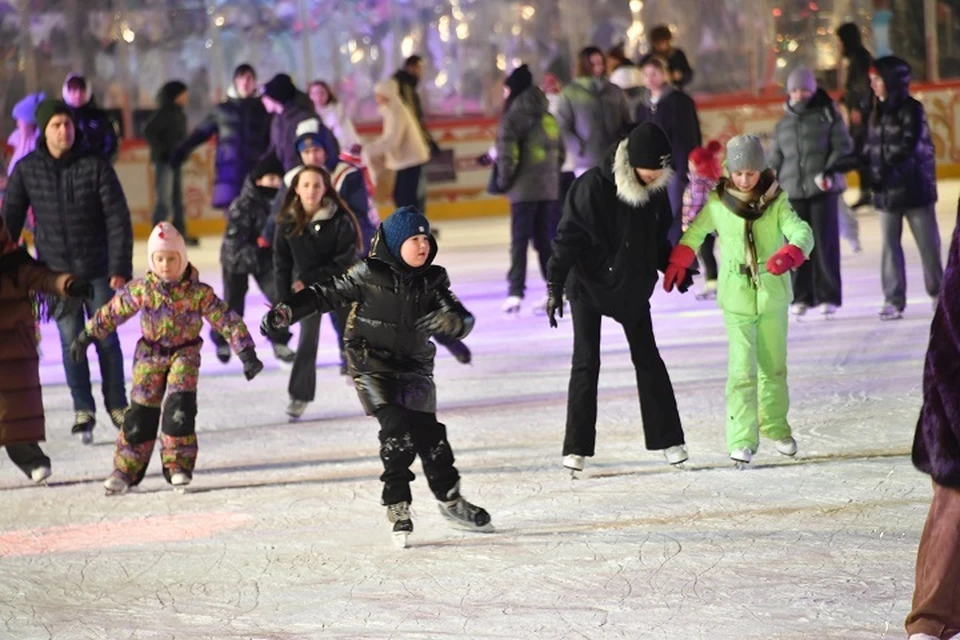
[[612, 140, 674, 207]]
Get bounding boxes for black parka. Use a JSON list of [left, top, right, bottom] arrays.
[[144, 82, 188, 164], [273, 202, 358, 298], [221, 178, 276, 276]]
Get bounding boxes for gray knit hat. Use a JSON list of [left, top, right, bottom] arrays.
[[726, 134, 766, 173], [786, 67, 816, 93]]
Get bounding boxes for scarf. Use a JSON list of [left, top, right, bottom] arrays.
[[716, 170, 782, 287]]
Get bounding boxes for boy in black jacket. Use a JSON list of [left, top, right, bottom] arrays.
[[262, 206, 492, 547]]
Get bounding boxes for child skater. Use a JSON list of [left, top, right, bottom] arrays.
[[70, 222, 263, 494], [262, 206, 492, 547], [663, 134, 814, 467], [0, 216, 91, 483], [682, 140, 723, 300]]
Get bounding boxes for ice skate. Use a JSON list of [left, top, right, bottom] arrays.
[[386, 501, 413, 548], [790, 303, 808, 319], [438, 483, 494, 532], [730, 447, 752, 470], [30, 466, 51, 484], [879, 304, 903, 321], [501, 295, 522, 314], [72, 410, 95, 445], [169, 472, 191, 493], [774, 436, 798, 457], [103, 475, 129, 496], [663, 444, 689, 467], [695, 280, 717, 301], [109, 408, 128, 430], [821, 304, 837, 318], [562, 454, 584, 478], [215, 343, 231, 364], [286, 398, 308, 419], [272, 343, 296, 364]]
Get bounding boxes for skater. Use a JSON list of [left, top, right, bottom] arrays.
[[7, 92, 44, 177], [262, 206, 492, 547], [308, 80, 362, 153], [211, 155, 295, 365], [70, 223, 263, 494], [682, 140, 723, 300], [639, 25, 694, 90], [906, 205, 960, 640], [863, 57, 942, 320], [663, 134, 814, 467], [0, 216, 91, 483], [273, 166, 362, 418], [768, 66, 855, 317], [546, 123, 691, 474], [62, 73, 119, 162], [836, 23, 874, 210], [494, 64, 565, 314], [260, 73, 336, 173]]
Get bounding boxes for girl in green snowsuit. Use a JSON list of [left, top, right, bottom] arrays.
[[663, 134, 814, 466]]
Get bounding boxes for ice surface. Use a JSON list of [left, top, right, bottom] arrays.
[[1, 187, 957, 639]]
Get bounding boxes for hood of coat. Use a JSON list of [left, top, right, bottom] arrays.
[[872, 56, 911, 104], [604, 138, 674, 207], [784, 86, 833, 115], [241, 175, 278, 202], [145, 262, 199, 289], [156, 81, 188, 108], [609, 65, 645, 91], [638, 84, 676, 109], [368, 225, 438, 275], [836, 23, 865, 58], [61, 73, 93, 106]]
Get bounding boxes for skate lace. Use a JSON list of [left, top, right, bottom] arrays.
[[387, 502, 411, 522]]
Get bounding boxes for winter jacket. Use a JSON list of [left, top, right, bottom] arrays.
[[367, 79, 431, 171], [546, 94, 576, 173], [837, 24, 875, 120], [679, 174, 814, 317], [555, 77, 632, 173], [862, 56, 937, 211], [0, 249, 71, 447], [2, 143, 133, 280], [264, 92, 338, 173], [681, 176, 717, 231], [495, 86, 566, 203], [393, 69, 437, 151], [547, 138, 675, 322], [7, 128, 38, 177], [635, 86, 702, 176], [144, 83, 188, 164], [273, 202, 359, 298], [221, 178, 276, 275], [768, 88, 855, 200], [317, 102, 361, 150], [283, 229, 473, 415], [85, 266, 254, 356], [62, 78, 119, 162], [171, 89, 273, 209], [913, 207, 960, 488], [639, 49, 695, 90], [609, 64, 645, 118]]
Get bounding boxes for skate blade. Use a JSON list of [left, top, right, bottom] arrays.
[[441, 516, 495, 533], [172, 486, 188, 494], [733, 461, 749, 470], [670, 462, 687, 470], [78, 431, 94, 445], [104, 487, 128, 496], [392, 532, 410, 548]]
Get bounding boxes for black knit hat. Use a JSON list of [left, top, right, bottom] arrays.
[[251, 155, 284, 181], [626, 122, 673, 169], [505, 64, 533, 97], [35, 99, 73, 136], [262, 73, 297, 105]]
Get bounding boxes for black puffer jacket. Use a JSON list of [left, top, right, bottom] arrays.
[[547, 137, 677, 322], [863, 56, 937, 211], [144, 82, 188, 164], [221, 178, 277, 275], [172, 92, 273, 209], [1, 142, 133, 280], [273, 201, 358, 298], [634, 86, 701, 177], [284, 230, 473, 415]]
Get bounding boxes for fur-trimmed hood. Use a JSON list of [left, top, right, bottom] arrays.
[[606, 139, 674, 208]]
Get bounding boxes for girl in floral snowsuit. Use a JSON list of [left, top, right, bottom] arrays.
[[71, 223, 263, 493], [681, 140, 723, 300]]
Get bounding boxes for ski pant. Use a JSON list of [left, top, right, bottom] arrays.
[[562, 301, 685, 457], [375, 405, 460, 505], [394, 164, 426, 215], [507, 200, 559, 298], [699, 233, 719, 283], [723, 306, 792, 454], [5, 442, 49, 478], [878, 205, 944, 311], [151, 162, 186, 235], [288, 309, 348, 402], [111, 340, 201, 486], [211, 265, 292, 348], [665, 173, 688, 246], [791, 194, 842, 307], [906, 481, 960, 639]]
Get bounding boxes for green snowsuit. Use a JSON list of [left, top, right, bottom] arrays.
[[679, 185, 814, 454]]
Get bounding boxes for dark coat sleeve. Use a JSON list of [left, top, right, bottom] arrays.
[[171, 111, 220, 166], [670, 49, 695, 88], [426, 267, 475, 340], [671, 93, 701, 173], [273, 223, 294, 298], [340, 171, 370, 222], [288, 261, 368, 323], [98, 112, 120, 161], [884, 101, 923, 184], [301, 215, 358, 285], [547, 175, 600, 287], [97, 160, 134, 279], [1, 163, 30, 242]]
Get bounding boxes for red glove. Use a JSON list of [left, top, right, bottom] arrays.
[[766, 244, 806, 276], [257, 236, 271, 249], [663, 244, 697, 292]]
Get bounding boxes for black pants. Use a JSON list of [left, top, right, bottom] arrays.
[[288, 309, 348, 402], [375, 405, 460, 505], [394, 164, 425, 213], [791, 195, 842, 307], [5, 442, 49, 478], [563, 301, 685, 457], [211, 265, 292, 347], [699, 233, 718, 282], [508, 200, 559, 297]]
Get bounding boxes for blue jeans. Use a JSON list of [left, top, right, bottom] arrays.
[[151, 162, 185, 234], [56, 277, 128, 413]]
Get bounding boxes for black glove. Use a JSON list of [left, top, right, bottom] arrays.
[[238, 349, 264, 381], [546, 282, 564, 329], [476, 153, 493, 167], [416, 309, 465, 338], [677, 270, 696, 294], [69, 331, 93, 363], [261, 304, 293, 336], [65, 279, 94, 299]]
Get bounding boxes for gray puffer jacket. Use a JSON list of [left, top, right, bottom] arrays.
[[555, 77, 631, 173], [768, 88, 855, 200], [495, 87, 566, 203]]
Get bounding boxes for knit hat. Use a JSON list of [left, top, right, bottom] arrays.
[[627, 122, 673, 169], [505, 64, 533, 98], [726, 134, 766, 173], [147, 222, 188, 281], [381, 206, 430, 264], [262, 73, 297, 105], [688, 140, 723, 182], [12, 92, 45, 124], [294, 118, 338, 170], [251, 154, 284, 181], [35, 99, 73, 136], [786, 67, 816, 93]]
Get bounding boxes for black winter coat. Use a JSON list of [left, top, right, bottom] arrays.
[[863, 56, 937, 211], [284, 230, 473, 415], [634, 87, 701, 177], [263, 92, 339, 173], [548, 138, 678, 322], [144, 83, 188, 164], [1, 144, 133, 280], [273, 202, 358, 299], [172, 94, 273, 209], [837, 23, 875, 119], [70, 98, 120, 162], [221, 178, 276, 275]]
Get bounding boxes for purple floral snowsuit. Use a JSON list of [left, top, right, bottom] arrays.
[[86, 265, 254, 485]]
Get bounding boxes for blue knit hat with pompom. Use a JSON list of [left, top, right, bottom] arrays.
[[382, 206, 430, 262]]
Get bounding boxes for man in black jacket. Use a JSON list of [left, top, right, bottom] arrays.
[[836, 23, 874, 209], [546, 122, 690, 475], [62, 74, 119, 163], [1, 100, 132, 441]]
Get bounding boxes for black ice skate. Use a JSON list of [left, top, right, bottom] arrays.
[[387, 501, 413, 548], [72, 410, 95, 445], [437, 483, 494, 533]]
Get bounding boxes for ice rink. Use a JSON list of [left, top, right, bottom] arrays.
[[2, 187, 957, 639]]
